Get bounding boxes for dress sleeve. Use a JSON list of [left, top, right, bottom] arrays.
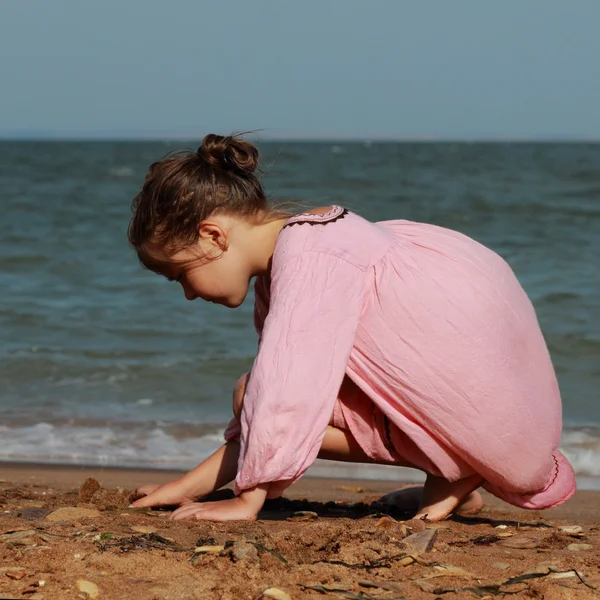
[[223, 274, 272, 443], [235, 251, 366, 496]]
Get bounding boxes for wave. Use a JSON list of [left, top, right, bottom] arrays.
[[0, 422, 598, 490]]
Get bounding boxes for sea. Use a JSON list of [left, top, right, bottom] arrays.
[[1, 140, 599, 489]]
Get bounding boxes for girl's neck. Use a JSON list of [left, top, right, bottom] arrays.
[[248, 216, 290, 276]]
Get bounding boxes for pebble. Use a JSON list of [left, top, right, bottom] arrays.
[[559, 525, 583, 534], [0, 529, 36, 542], [46, 507, 101, 522], [403, 518, 427, 533], [194, 545, 225, 554], [492, 562, 510, 570], [549, 571, 578, 579], [400, 528, 438, 553], [497, 536, 539, 549], [19, 507, 51, 520], [375, 516, 396, 528], [6, 569, 27, 580], [78, 478, 101, 502], [288, 511, 318, 521], [76, 579, 100, 598], [130, 526, 156, 534], [261, 588, 292, 600], [566, 543, 593, 552], [225, 541, 259, 564]]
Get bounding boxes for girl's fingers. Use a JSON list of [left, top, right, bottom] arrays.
[[171, 502, 207, 520], [136, 484, 162, 496]]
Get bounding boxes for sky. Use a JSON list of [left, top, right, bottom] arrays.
[[1, 0, 599, 140]]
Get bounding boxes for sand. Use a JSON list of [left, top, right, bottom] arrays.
[[0, 463, 599, 599]]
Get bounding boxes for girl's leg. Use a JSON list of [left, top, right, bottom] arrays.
[[236, 375, 483, 520], [318, 425, 483, 520]]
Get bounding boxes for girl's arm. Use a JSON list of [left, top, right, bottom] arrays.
[[130, 439, 240, 508]]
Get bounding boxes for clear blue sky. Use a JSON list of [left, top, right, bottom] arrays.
[[1, 0, 599, 139]]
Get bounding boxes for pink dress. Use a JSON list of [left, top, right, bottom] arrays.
[[225, 206, 576, 509]]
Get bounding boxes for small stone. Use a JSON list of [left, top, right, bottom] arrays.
[[495, 524, 508, 529], [559, 525, 583, 534], [359, 580, 405, 593], [497, 535, 539, 549], [288, 511, 318, 521], [403, 518, 427, 533], [77, 579, 99, 598], [400, 528, 437, 553], [194, 545, 225, 554], [19, 507, 51, 520], [130, 526, 156, 534], [89, 488, 130, 509], [46, 507, 101, 522], [492, 562, 510, 570], [225, 541, 259, 564], [375, 516, 396, 528], [497, 532, 513, 538], [78, 478, 101, 502], [261, 588, 292, 600], [6, 569, 27, 580], [0, 528, 36, 541], [566, 543, 592, 552], [549, 571, 578, 579]]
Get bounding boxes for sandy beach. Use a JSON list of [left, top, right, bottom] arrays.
[[0, 463, 599, 599]]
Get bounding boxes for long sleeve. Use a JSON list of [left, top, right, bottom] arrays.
[[223, 274, 272, 444], [235, 250, 366, 496]]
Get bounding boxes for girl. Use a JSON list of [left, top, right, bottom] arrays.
[[128, 134, 576, 522]]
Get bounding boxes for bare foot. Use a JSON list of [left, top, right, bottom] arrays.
[[379, 484, 483, 517], [379, 482, 483, 518], [415, 473, 484, 521]]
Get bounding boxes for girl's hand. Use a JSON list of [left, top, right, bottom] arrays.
[[170, 497, 257, 521], [130, 479, 197, 508], [170, 484, 269, 521]]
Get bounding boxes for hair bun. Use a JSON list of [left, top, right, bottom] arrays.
[[197, 134, 259, 175]]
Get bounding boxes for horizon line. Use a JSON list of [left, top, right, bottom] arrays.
[[1, 131, 600, 143]]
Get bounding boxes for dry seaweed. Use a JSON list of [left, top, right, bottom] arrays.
[[428, 567, 599, 596], [248, 541, 290, 566], [97, 532, 186, 553]]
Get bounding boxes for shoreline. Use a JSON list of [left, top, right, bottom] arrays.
[[1, 460, 599, 523]]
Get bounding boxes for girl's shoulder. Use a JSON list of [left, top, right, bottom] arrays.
[[275, 205, 393, 270]]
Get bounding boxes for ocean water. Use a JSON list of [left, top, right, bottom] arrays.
[[1, 141, 599, 488]]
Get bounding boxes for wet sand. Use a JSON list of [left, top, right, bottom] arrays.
[[1, 463, 599, 599]]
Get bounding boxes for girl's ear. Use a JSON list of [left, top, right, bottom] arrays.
[[198, 221, 228, 252]]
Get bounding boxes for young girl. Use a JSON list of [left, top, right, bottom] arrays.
[[128, 134, 576, 522]]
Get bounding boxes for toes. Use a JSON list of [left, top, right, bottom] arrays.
[[415, 474, 483, 521]]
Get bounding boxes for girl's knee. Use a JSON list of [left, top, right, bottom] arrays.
[[232, 372, 249, 420]]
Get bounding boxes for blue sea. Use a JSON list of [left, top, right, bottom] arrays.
[[1, 141, 599, 488]]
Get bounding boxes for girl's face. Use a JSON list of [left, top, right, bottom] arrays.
[[165, 245, 252, 308], [145, 220, 255, 308]]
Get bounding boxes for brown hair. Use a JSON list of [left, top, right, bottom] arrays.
[[128, 133, 283, 269]]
